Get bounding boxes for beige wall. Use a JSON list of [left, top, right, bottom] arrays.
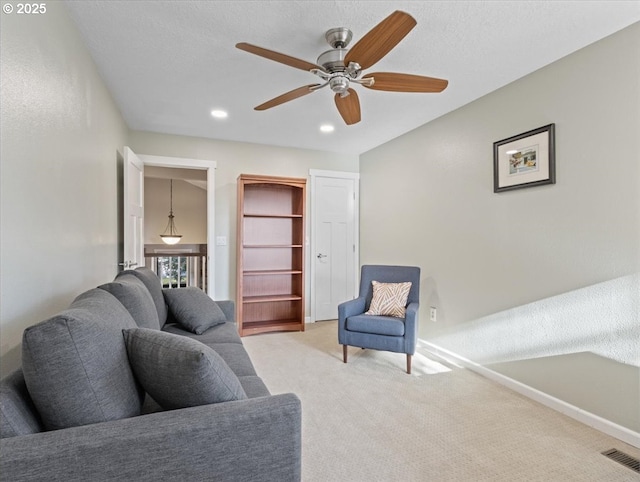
[[128, 131, 360, 303], [360, 23, 639, 430], [0, 2, 129, 376]]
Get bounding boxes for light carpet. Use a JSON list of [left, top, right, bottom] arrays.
[[242, 320, 639, 481]]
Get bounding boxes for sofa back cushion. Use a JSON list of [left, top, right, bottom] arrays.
[[0, 369, 43, 438], [22, 289, 143, 431], [118, 267, 168, 328], [99, 274, 160, 330]]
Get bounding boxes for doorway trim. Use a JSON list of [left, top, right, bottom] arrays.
[[138, 154, 217, 298], [309, 169, 360, 322]]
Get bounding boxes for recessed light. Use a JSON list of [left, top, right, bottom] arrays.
[[320, 124, 334, 133], [211, 109, 228, 119]]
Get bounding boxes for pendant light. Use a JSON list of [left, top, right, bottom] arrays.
[[160, 179, 182, 245]]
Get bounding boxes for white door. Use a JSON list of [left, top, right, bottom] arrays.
[[312, 172, 359, 321], [122, 147, 144, 270]]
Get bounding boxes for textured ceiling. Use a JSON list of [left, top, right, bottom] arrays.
[[65, 1, 640, 155]]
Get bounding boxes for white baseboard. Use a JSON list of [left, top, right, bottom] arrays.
[[418, 339, 640, 449], [305, 316, 312, 324]]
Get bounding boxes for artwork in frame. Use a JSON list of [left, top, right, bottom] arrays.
[[493, 124, 555, 193]]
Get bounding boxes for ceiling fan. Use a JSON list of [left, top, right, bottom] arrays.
[[236, 10, 448, 125]]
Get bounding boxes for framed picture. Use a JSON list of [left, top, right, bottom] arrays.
[[493, 124, 555, 193]]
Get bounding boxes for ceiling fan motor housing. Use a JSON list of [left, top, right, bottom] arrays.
[[317, 48, 348, 73]]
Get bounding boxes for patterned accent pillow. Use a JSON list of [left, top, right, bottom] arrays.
[[365, 281, 412, 318]]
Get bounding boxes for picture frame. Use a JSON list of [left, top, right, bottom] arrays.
[[493, 124, 555, 193]]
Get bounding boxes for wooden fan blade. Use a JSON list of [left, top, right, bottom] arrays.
[[334, 89, 361, 125], [344, 11, 416, 70], [362, 72, 448, 92], [236, 42, 323, 72], [255, 84, 321, 111]]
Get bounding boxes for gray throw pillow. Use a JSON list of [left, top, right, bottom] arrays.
[[22, 289, 143, 431], [123, 329, 247, 409], [163, 287, 227, 335]]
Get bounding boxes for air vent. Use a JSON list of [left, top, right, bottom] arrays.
[[601, 448, 640, 473]]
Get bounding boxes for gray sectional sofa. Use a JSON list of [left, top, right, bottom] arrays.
[[0, 267, 301, 481]]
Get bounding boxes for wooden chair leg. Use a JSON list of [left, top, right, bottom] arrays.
[[406, 354, 412, 374], [343, 345, 348, 363]]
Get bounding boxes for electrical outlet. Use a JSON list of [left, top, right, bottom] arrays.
[[430, 306, 437, 322]]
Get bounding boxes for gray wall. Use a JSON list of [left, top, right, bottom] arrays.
[[359, 23, 639, 431], [0, 2, 129, 376]]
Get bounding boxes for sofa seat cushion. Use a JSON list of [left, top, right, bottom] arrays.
[[238, 376, 271, 399], [0, 369, 43, 438], [163, 287, 228, 335], [99, 274, 160, 330], [138, 376, 271, 409], [208, 343, 258, 377], [346, 314, 406, 337], [22, 289, 143, 431], [120, 267, 169, 327], [123, 329, 247, 410], [162, 321, 243, 345]]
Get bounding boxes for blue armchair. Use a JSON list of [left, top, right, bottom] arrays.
[[338, 265, 421, 374]]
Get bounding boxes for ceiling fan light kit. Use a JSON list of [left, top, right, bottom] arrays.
[[236, 10, 448, 125]]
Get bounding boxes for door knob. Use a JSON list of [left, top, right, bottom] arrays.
[[317, 254, 327, 259], [118, 261, 138, 269]]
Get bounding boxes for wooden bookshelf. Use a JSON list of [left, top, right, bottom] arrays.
[[236, 174, 306, 336]]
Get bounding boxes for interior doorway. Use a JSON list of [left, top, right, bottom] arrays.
[[120, 148, 217, 297], [309, 170, 360, 322], [144, 167, 208, 291]]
